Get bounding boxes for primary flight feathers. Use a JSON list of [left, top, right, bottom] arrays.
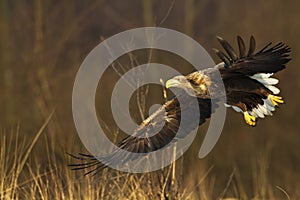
[[69, 36, 291, 175]]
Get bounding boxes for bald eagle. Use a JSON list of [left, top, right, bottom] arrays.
[[69, 36, 291, 175]]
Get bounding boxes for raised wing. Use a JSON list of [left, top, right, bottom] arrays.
[[215, 36, 291, 77]]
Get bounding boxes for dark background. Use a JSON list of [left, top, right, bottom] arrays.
[[1, 0, 299, 198]]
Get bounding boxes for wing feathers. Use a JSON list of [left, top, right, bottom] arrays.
[[247, 35, 256, 56], [69, 96, 214, 175], [237, 36, 246, 58], [217, 36, 238, 61], [213, 48, 231, 67]]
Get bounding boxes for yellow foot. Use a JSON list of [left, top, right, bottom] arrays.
[[268, 94, 284, 106], [244, 112, 256, 126]]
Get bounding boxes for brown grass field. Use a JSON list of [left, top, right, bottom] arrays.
[[0, 117, 295, 199], [1, 1, 300, 199]]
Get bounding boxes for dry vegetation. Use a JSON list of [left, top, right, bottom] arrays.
[[0, 119, 293, 199], [0, 0, 299, 199]]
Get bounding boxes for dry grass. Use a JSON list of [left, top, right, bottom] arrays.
[[0, 119, 187, 199], [0, 112, 293, 199]]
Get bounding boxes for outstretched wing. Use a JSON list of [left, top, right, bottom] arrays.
[[69, 94, 215, 176], [215, 36, 291, 126]]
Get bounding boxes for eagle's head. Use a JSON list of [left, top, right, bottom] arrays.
[[166, 71, 211, 97]]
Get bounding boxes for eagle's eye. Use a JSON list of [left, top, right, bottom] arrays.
[[188, 79, 198, 86]]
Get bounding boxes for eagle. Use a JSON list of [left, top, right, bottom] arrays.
[[69, 36, 291, 175]]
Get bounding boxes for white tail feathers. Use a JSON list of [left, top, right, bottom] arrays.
[[250, 73, 280, 94]]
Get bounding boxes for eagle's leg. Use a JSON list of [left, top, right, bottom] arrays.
[[243, 112, 256, 126], [268, 94, 284, 106], [234, 102, 257, 126]]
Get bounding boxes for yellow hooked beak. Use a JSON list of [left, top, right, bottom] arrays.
[[165, 79, 181, 89]]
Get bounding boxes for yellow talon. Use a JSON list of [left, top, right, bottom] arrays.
[[244, 112, 256, 126], [268, 94, 284, 106]]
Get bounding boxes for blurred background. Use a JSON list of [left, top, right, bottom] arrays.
[[0, 0, 299, 199]]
